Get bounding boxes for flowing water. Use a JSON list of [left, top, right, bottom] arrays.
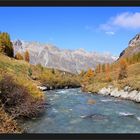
[[24, 88, 140, 133]]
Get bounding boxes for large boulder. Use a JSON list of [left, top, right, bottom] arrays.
[[135, 92, 140, 102], [119, 90, 129, 99], [124, 86, 131, 92], [110, 88, 120, 97], [99, 87, 110, 95], [127, 90, 138, 100]]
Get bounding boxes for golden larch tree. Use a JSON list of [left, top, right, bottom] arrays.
[[95, 64, 102, 73], [15, 52, 24, 60], [82, 68, 94, 91], [105, 63, 111, 82], [24, 50, 30, 62], [118, 58, 128, 80]]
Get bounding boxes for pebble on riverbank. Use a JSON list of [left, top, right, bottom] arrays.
[[37, 86, 47, 91]]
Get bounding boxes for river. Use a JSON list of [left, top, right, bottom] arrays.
[[24, 88, 140, 133]]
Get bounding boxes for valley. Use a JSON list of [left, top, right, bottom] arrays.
[[0, 31, 140, 133]]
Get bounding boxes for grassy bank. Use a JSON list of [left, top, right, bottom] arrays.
[[81, 61, 140, 93], [30, 64, 81, 89], [0, 53, 80, 133], [0, 54, 45, 133]]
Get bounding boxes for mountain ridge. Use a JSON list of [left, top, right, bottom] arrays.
[[119, 33, 140, 59], [12, 39, 117, 74]]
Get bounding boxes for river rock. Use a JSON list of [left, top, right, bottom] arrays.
[[108, 85, 113, 89], [119, 90, 129, 99], [135, 92, 140, 102], [99, 87, 110, 95], [87, 99, 96, 104], [127, 90, 138, 100], [82, 114, 108, 121], [107, 88, 111, 95], [124, 86, 131, 92], [99, 87, 107, 95], [37, 86, 47, 91], [65, 86, 68, 89], [110, 88, 120, 97], [99, 86, 140, 103]]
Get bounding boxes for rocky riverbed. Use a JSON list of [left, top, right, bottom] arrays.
[[99, 85, 140, 103]]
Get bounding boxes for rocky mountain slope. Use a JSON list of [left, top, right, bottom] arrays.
[[119, 33, 140, 59], [12, 40, 116, 74]]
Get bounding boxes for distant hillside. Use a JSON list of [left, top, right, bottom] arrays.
[[119, 33, 140, 59], [12, 40, 116, 74]]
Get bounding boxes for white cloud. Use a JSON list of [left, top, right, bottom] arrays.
[[105, 31, 115, 35], [99, 12, 140, 34], [113, 12, 140, 28]]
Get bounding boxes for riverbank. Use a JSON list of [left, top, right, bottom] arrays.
[[37, 85, 81, 91], [81, 62, 140, 103], [98, 85, 140, 103], [0, 53, 81, 133]]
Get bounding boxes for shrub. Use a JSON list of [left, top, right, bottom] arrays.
[[51, 68, 55, 74], [28, 67, 32, 77], [36, 63, 44, 72], [15, 52, 24, 60], [0, 107, 22, 133], [0, 75, 45, 119]]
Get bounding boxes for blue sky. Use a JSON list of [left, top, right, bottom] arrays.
[[0, 7, 140, 56]]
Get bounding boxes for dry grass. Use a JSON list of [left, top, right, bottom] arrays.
[[82, 62, 140, 93], [0, 54, 43, 99], [0, 107, 22, 133], [31, 64, 81, 89]]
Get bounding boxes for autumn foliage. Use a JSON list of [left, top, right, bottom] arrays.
[[118, 58, 128, 80], [126, 52, 140, 65], [0, 107, 22, 133], [105, 63, 111, 82], [0, 32, 14, 57], [95, 64, 102, 73], [15, 52, 24, 60], [0, 75, 45, 119], [24, 50, 30, 62], [82, 68, 94, 84], [86, 68, 94, 78]]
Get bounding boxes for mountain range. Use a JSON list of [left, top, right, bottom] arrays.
[[12, 40, 117, 74]]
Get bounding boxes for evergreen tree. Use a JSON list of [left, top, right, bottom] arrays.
[[0, 32, 14, 57]]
